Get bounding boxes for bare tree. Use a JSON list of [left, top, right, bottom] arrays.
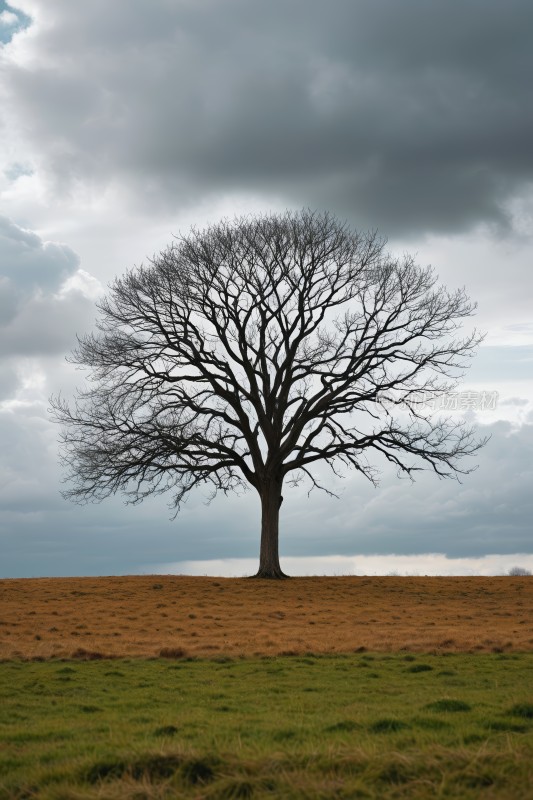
[[51, 209, 487, 578]]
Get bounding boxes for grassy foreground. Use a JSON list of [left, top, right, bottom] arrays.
[[1, 653, 532, 799]]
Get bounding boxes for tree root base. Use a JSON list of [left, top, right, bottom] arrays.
[[247, 571, 291, 580]]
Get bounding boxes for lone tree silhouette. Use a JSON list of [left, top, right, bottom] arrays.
[[51, 210, 486, 578]]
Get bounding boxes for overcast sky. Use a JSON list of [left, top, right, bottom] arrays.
[[1, 0, 532, 578]]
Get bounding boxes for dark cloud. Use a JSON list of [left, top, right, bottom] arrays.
[[3, 0, 533, 235]]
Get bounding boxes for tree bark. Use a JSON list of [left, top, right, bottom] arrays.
[[249, 479, 289, 579]]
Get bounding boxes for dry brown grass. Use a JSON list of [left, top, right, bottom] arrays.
[[0, 575, 531, 661]]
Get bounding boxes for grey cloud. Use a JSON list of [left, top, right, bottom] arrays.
[[1, 399, 532, 576], [0, 406, 61, 512], [0, 215, 40, 248], [0, 292, 95, 356], [0, 361, 18, 399], [0, 214, 79, 297], [0, 276, 19, 324], [283, 418, 533, 558], [0, 402, 258, 577], [3, 0, 533, 235], [500, 397, 529, 407], [466, 346, 533, 383], [0, 215, 95, 356]]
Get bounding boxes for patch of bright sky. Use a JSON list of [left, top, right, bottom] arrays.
[[3, 162, 33, 181], [0, 2, 30, 44], [143, 553, 533, 577]]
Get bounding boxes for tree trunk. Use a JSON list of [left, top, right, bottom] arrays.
[[249, 480, 290, 579]]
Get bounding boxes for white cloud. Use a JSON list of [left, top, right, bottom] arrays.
[[0, 10, 19, 27], [145, 553, 533, 577], [56, 268, 102, 301]]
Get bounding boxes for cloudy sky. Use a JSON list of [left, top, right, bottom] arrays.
[[1, 0, 532, 578]]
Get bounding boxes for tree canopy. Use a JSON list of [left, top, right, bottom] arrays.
[[51, 210, 486, 577]]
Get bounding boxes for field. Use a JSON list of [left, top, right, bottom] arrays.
[[1, 575, 532, 660], [0, 576, 532, 799]]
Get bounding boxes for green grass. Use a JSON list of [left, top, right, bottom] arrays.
[[0, 653, 532, 798]]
